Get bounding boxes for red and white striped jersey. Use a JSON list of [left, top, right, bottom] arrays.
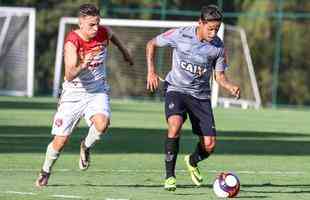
[[63, 25, 112, 92]]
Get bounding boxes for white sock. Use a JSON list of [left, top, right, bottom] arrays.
[[42, 143, 59, 173], [84, 125, 101, 148]]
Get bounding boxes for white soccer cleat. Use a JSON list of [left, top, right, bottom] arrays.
[[79, 139, 91, 170], [35, 169, 50, 188]]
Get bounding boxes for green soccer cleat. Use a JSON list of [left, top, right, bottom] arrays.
[[164, 177, 176, 191], [184, 155, 203, 186]]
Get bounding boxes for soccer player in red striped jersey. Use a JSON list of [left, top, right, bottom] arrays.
[[35, 4, 133, 188]]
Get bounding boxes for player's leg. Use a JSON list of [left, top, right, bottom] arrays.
[[80, 92, 110, 170], [42, 135, 70, 173], [35, 135, 70, 188], [164, 91, 187, 191], [185, 97, 216, 186], [164, 115, 182, 191], [190, 136, 216, 167], [79, 113, 110, 170], [184, 136, 215, 186], [35, 100, 84, 188], [84, 113, 109, 148]]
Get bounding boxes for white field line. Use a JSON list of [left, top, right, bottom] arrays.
[[52, 194, 83, 199], [0, 134, 51, 138], [2, 191, 130, 200], [2, 191, 83, 199], [5, 191, 36, 195], [106, 198, 129, 200], [0, 168, 305, 175]]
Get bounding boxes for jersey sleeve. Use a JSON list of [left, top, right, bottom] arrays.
[[98, 26, 112, 42], [214, 47, 228, 71], [103, 26, 113, 39], [64, 31, 80, 49], [155, 28, 180, 48]]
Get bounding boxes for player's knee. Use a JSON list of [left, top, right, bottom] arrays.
[[93, 116, 110, 134], [206, 145, 215, 154], [167, 117, 183, 137], [52, 135, 70, 151], [168, 124, 181, 138], [205, 143, 216, 154], [202, 140, 216, 154]]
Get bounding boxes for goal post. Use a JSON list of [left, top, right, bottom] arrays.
[[54, 18, 261, 109], [53, 17, 197, 98], [212, 24, 262, 109], [0, 7, 35, 97]]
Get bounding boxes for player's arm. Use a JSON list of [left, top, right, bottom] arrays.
[[146, 38, 160, 92], [214, 71, 240, 99], [146, 28, 177, 91], [110, 34, 134, 66], [64, 42, 94, 81], [214, 46, 240, 99]]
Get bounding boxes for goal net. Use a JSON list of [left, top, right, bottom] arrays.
[[212, 24, 261, 109], [54, 18, 261, 109], [0, 7, 35, 97]]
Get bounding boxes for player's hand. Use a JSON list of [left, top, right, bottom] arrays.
[[123, 52, 134, 66], [80, 52, 95, 69], [147, 71, 159, 92], [229, 85, 240, 99]]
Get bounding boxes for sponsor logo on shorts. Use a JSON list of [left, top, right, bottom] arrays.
[[55, 118, 63, 127], [169, 102, 175, 109]]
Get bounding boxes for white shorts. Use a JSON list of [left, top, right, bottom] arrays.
[[51, 90, 110, 136]]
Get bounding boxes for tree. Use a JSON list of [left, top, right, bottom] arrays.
[[1, 0, 99, 94], [237, 0, 310, 105]]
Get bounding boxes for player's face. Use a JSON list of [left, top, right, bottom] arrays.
[[198, 20, 221, 42], [79, 15, 100, 39]]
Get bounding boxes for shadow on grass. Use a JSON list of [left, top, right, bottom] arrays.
[[48, 182, 310, 195], [49, 184, 208, 196], [241, 183, 310, 194], [1, 126, 310, 155], [0, 99, 161, 114], [0, 100, 57, 110]]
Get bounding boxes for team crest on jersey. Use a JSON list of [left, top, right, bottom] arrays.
[[55, 118, 63, 127], [180, 60, 207, 77], [206, 56, 215, 67]]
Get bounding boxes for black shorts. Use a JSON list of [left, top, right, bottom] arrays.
[[165, 91, 216, 136]]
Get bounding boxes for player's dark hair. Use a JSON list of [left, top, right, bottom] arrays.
[[79, 4, 100, 17], [200, 5, 223, 21]]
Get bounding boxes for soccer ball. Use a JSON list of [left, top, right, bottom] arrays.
[[213, 172, 240, 198]]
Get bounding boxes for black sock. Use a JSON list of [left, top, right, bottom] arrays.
[[189, 142, 210, 167], [165, 137, 179, 178]]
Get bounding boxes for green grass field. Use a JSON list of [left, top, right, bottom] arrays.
[[1, 96, 310, 200]]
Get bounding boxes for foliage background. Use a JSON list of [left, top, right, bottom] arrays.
[[0, 0, 309, 106]]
